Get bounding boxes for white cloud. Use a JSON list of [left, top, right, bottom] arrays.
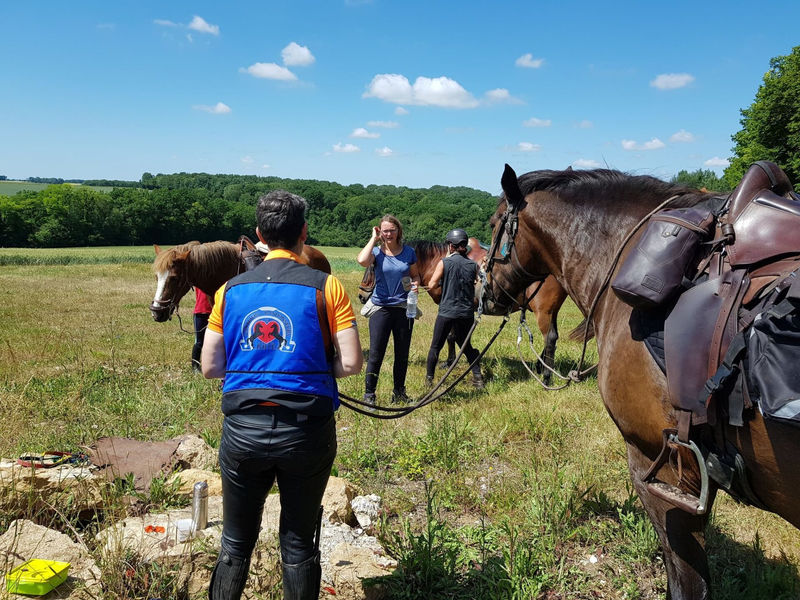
[[282, 42, 315, 67], [704, 156, 730, 167], [367, 120, 399, 128], [484, 88, 523, 105], [622, 138, 665, 151], [188, 15, 219, 35], [576, 120, 593, 129], [395, 106, 409, 116], [517, 142, 541, 152], [573, 159, 601, 168], [193, 102, 231, 114], [242, 63, 297, 81], [523, 117, 551, 128], [333, 143, 360, 153], [670, 129, 695, 143], [154, 19, 178, 27], [351, 127, 379, 139], [515, 53, 544, 68], [262, 164, 271, 170], [650, 73, 695, 90], [363, 74, 479, 108], [241, 156, 254, 164], [375, 147, 393, 157]]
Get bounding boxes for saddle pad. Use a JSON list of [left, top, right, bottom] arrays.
[[630, 306, 669, 373]]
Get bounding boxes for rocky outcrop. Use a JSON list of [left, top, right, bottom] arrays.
[[0, 436, 396, 599]]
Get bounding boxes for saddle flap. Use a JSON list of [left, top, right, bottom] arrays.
[[665, 276, 725, 421], [728, 191, 800, 267]]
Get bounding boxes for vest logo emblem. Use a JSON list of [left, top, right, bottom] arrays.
[[238, 307, 296, 352]]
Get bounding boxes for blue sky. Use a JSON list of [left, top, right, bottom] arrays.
[[2, 1, 799, 193]]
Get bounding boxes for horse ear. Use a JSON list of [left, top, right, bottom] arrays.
[[154, 244, 161, 255], [565, 165, 573, 171], [174, 249, 191, 262], [501, 164, 526, 210]]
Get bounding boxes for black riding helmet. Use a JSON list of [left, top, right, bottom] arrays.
[[445, 228, 468, 246]]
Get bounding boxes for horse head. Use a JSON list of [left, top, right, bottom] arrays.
[[358, 263, 375, 304], [482, 164, 550, 314], [238, 235, 264, 271], [150, 243, 197, 322]]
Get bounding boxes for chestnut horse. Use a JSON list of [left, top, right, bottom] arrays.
[[483, 164, 800, 599], [150, 239, 330, 322], [359, 237, 575, 383]]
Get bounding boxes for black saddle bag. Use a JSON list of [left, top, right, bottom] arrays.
[[744, 271, 800, 425], [612, 206, 715, 309]]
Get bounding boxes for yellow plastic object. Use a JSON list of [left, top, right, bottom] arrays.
[[5, 559, 70, 595]]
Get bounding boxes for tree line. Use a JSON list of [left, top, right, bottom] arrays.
[[0, 174, 497, 248]]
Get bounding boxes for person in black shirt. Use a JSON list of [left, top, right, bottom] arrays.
[[425, 229, 484, 389]]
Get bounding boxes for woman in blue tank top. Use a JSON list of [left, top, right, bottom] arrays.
[[356, 214, 420, 404]]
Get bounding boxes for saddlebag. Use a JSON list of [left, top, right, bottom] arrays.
[[612, 206, 716, 309]]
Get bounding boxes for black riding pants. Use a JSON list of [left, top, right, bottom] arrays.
[[217, 408, 336, 564], [193, 313, 210, 367], [365, 306, 413, 394], [426, 315, 481, 378]]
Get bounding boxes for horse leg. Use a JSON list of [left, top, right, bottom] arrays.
[[626, 442, 714, 600], [535, 312, 559, 385], [441, 331, 457, 368]]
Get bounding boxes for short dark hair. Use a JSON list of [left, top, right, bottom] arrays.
[[256, 190, 307, 249]]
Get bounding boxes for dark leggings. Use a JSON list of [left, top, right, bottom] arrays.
[[192, 313, 210, 368], [217, 410, 336, 564], [426, 315, 481, 378], [365, 306, 413, 394]]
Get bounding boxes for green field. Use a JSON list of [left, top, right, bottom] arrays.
[[1, 248, 799, 599], [0, 180, 113, 195]]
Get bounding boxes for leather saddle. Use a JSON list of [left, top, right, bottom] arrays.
[[664, 161, 800, 426], [237, 235, 264, 271]]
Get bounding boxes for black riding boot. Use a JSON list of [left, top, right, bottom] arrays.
[[209, 551, 250, 600], [282, 552, 321, 600]]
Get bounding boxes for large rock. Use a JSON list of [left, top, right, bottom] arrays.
[[327, 543, 396, 600], [0, 519, 101, 599], [0, 459, 105, 519], [168, 468, 222, 496], [322, 476, 357, 525], [173, 435, 218, 471]]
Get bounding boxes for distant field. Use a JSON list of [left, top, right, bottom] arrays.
[[0, 180, 114, 195], [0, 245, 361, 270]]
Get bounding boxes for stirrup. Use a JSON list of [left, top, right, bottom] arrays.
[[642, 428, 710, 515]]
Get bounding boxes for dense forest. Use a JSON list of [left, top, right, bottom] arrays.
[[0, 173, 497, 248]]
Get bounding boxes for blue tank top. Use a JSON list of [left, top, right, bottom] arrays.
[[220, 259, 338, 416], [371, 245, 417, 306]]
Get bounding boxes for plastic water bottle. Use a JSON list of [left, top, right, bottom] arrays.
[[406, 288, 418, 319]]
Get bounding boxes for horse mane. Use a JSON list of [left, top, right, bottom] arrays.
[[412, 240, 448, 265], [187, 241, 241, 281], [515, 168, 704, 208], [152, 240, 200, 272]]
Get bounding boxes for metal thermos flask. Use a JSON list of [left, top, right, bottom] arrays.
[[192, 481, 208, 530]]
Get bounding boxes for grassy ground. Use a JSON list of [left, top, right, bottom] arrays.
[[0, 247, 799, 599]]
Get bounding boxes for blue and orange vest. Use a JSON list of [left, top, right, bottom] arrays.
[[220, 259, 337, 416]]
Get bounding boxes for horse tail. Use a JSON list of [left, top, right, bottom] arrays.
[[568, 318, 595, 342]]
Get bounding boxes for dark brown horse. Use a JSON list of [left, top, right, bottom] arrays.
[[483, 164, 800, 599], [150, 239, 330, 322], [359, 237, 575, 382]]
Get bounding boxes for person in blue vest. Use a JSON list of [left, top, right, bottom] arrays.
[[201, 190, 362, 600], [425, 228, 484, 389]]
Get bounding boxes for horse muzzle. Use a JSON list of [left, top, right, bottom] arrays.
[[149, 301, 174, 322]]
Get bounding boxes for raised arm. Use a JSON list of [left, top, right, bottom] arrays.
[[425, 260, 444, 291], [356, 226, 381, 267]]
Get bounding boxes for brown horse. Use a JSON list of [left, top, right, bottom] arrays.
[[359, 237, 575, 382], [150, 239, 330, 322], [482, 164, 800, 599]]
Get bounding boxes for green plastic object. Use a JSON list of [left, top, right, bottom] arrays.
[[5, 559, 70, 595]]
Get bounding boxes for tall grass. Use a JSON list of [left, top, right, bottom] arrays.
[[1, 246, 799, 598]]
